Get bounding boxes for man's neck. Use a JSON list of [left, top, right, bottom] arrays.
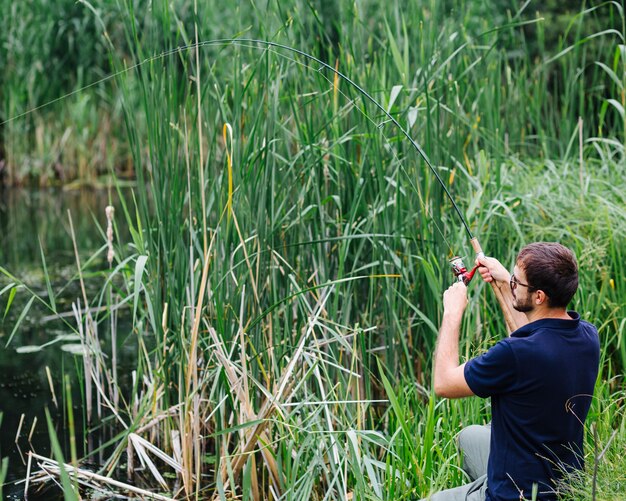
[[525, 307, 571, 324]]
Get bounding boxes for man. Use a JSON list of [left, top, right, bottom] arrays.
[[424, 242, 600, 500]]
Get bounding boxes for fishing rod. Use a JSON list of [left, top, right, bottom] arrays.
[[217, 40, 519, 320], [205, 41, 498, 267], [1, 38, 472, 241], [217, 39, 518, 331], [220, 39, 475, 238], [2, 37, 520, 329]]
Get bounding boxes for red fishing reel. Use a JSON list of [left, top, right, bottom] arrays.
[[449, 256, 479, 285]]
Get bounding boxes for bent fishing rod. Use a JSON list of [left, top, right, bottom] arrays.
[[219, 39, 519, 331], [216, 39, 521, 325], [2, 37, 520, 330], [2, 38, 471, 241]]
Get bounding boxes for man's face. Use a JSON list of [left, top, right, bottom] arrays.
[[511, 264, 535, 313]]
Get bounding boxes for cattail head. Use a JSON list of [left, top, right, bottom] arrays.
[[105, 205, 115, 266]]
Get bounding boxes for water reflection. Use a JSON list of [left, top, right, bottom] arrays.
[[0, 187, 119, 268], [0, 187, 132, 497]]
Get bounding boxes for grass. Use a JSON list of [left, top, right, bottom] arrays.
[[0, 412, 8, 500], [556, 378, 626, 501], [1, 0, 625, 499], [0, 0, 125, 185]]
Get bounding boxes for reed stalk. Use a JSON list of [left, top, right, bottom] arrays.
[[1, 1, 625, 499]]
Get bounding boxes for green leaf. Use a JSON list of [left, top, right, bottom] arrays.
[[143, 292, 157, 336], [133, 255, 148, 323], [0, 282, 16, 297], [595, 62, 624, 91], [5, 295, 35, 347], [39, 237, 56, 313], [607, 99, 625, 118], [0, 456, 8, 500], [385, 20, 407, 83], [209, 418, 265, 438], [396, 289, 439, 337], [377, 360, 414, 451], [3, 286, 18, 320], [422, 392, 436, 478], [545, 29, 625, 65], [132, 191, 145, 254], [44, 408, 79, 501]]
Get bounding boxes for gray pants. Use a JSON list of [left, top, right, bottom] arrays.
[[420, 424, 491, 501]]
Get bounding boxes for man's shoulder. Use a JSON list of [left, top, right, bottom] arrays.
[[578, 319, 601, 352], [506, 315, 600, 362], [579, 318, 599, 333], [468, 338, 517, 367]]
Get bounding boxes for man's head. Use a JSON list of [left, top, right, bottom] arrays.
[[512, 242, 578, 311]]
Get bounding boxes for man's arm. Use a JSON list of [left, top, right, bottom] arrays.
[[433, 282, 474, 398], [476, 255, 528, 334]]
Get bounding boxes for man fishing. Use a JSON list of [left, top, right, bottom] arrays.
[[424, 242, 600, 500]]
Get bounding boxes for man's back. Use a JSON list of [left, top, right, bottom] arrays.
[[465, 312, 600, 500]]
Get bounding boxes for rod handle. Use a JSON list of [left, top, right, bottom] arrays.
[[470, 237, 484, 257]]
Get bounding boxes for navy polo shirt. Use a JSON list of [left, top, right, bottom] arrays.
[[464, 312, 599, 501]]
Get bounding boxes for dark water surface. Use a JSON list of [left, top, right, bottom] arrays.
[[0, 188, 133, 498]]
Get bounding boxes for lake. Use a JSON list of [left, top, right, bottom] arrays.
[[0, 188, 133, 499]]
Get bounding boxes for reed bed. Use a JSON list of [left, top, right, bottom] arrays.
[[1, 0, 625, 499]]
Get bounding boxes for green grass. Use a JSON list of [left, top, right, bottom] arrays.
[[0, 412, 8, 500], [1, 0, 625, 499]]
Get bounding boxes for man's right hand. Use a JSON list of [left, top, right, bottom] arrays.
[[476, 255, 510, 283]]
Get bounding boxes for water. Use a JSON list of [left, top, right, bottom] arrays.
[[0, 187, 132, 498]]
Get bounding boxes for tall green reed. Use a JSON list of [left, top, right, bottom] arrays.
[[3, 0, 623, 184], [2, 0, 625, 498], [96, 0, 626, 497], [0, 0, 140, 186]]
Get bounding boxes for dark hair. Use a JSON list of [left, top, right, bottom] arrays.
[[516, 242, 578, 308]]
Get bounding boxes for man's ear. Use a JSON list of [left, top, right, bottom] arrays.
[[535, 290, 547, 305]]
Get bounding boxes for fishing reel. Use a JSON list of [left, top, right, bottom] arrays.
[[449, 256, 479, 285]]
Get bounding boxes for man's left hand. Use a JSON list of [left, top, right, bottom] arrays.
[[443, 281, 468, 318]]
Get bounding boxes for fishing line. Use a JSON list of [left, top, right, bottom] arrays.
[[224, 40, 456, 252], [252, 43, 457, 253], [2, 38, 475, 245], [221, 39, 475, 241]]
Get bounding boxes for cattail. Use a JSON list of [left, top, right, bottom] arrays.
[[105, 205, 118, 410], [105, 205, 115, 266]]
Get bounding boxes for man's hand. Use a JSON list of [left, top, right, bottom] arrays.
[[476, 255, 510, 283], [443, 282, 468, 319]]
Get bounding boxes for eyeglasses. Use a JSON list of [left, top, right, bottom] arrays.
[[510, 274, 535, 292]]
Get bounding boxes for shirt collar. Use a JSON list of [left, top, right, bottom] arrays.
[[511, 311, 580, 338]]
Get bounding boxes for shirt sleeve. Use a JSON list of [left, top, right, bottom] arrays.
[[464, 340, 518, 398]]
